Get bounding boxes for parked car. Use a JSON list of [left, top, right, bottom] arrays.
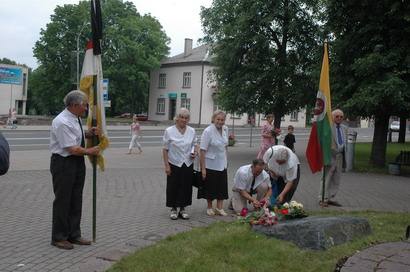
[[390, 121, 400, 132], [136, 113, 148, 121]]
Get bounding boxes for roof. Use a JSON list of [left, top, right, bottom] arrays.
[[161, 44, 212, 66]]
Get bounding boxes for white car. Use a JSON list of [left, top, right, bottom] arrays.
[[390, 121, 400, 132]]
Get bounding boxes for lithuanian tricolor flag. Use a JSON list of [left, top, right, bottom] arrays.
[[306, 42, 333, 173]]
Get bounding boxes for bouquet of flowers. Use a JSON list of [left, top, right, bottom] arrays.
[[271, 127, 281, 137], [274, 200, 307, 220], [239, 200, 278, 226]]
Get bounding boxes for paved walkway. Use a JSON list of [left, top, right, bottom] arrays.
[[341, 241, 410, 271], [0, 142, 409, 271]]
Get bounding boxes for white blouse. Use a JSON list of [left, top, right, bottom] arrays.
[[163, 125, 196, 167], [263, 145, 300, 182], [200, 124, 228, 171]]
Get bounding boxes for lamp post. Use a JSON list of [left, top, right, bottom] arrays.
[[76, 24, 87, 89]]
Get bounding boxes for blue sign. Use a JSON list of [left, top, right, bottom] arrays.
[[0, 67, 22, 85], [168, 92, 177, 99], [102, 78, 109, 101]]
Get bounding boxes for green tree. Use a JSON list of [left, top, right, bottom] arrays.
[[32, 0, 169, 115], [327, 0, 410, 166], [201, 0, 322, 127]]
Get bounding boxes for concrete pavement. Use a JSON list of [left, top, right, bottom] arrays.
[[0, 140, 409, 271]]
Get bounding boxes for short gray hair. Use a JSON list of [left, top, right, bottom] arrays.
[[174, 108, 190, 122], [64, 90, 87, 107], [211, 110, 226, 123]]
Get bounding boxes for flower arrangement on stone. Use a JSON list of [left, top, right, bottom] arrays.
[[228, 133, 236, 146], [239, 199, 278, 226], [274, 200, 307, 220]]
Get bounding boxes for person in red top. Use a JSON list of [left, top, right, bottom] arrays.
[[127, 114, 143, 154]]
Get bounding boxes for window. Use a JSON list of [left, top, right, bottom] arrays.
[[156, 98, 165, 114], [159, 73, 166, 88], [182, 72, 191, 88], [181, 98, 191, 111], [290, 111, 298, 121]]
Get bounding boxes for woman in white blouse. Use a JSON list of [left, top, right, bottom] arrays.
[[162, 108, 197, 220], [199, 110, 229, 216]]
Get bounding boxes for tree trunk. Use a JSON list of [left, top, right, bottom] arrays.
[[370, 114, 389, 167], [398, 116, 406, 143], [273, 112, 282, 129]]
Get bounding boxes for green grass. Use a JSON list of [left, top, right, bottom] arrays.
[[354, 142, 410, 175], [107, 211, 410, 272]]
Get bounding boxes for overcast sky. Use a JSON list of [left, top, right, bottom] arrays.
[[0, 0, 212, 69]]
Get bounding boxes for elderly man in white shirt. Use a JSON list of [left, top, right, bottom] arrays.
[[230, 159, 272, 214], [50, 90, 100, 250], [263, 145, 300, 204]]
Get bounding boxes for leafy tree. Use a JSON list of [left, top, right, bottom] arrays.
[[201, 0, 322, 127], [32, 0, 169, 115], [327, 0, 410, 166]]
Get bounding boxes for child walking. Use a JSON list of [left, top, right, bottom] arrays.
[[127, 115, 143, 154]]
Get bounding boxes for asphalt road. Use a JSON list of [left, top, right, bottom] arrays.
[[1, 127, 406, 151]]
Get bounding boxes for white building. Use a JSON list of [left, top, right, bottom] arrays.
[[0, 64, 28, 115], [148, 39, 306, 127]]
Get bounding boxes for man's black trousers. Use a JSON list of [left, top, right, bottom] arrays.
[[50, 154, 86, 242]]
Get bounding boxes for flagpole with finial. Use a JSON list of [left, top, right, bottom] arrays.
[[90, 0, 103, 242]]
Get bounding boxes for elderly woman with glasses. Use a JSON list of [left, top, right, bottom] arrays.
[[263, 145, 300, 205], [162, 108, 197, 220]]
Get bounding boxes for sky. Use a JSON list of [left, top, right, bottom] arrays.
[[0, 0, 212, 69]]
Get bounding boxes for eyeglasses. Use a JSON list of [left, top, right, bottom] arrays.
[[334, 115, 343, 118]]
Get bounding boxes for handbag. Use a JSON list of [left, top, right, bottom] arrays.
[[192, 157, 203, 188]]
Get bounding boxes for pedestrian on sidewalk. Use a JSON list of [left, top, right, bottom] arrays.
[[318, 109, 348, 207], [283, 125, 296, 152], [162, 108, 197, 220], [127, 114, 142, 154], [49, 90, 100, 250], [257, 114, 275, 159], [199, 110, 229, 216]]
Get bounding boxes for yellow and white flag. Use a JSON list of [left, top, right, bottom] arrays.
[[80, 40, 109, 171]]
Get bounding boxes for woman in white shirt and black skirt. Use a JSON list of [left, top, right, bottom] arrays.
[[199, 110, 229, 216], [162, 108, 197, 220]]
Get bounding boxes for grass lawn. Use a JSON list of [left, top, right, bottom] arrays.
[[107, 211, 410, 272], [354, 142, 410, 175]]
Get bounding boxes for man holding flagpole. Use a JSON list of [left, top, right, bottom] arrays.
[[319, 109, 348, 207], [50, 90, 100, 250]]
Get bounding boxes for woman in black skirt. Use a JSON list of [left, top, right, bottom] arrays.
[[162, 108, 197, 220], [199, 110, 229, 216]]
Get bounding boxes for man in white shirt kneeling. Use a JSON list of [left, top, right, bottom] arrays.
[[230, 159, 272, 214]]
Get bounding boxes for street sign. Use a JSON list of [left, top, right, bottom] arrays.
[[104, 100, 111, 108], [181, 93, 187, 98], [102, 78, 109, 101]]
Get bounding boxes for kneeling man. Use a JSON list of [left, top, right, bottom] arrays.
[[230, 159, 272, 214]]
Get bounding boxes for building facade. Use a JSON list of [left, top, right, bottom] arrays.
[[148, 39, 306, 127], [0, 64, 28, 116]]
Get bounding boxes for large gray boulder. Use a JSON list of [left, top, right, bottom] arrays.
[[252, 216, 371, 250]]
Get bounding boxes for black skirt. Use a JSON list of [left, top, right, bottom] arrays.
[[198, 168, 228, 200], [166, 163, 193, 208]]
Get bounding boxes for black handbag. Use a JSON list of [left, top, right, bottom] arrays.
[[192, 169, 203, 188], [192, 157, 203, 188]]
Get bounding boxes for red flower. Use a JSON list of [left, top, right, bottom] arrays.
[[280, 209, 289, 215], [240, 208, 248, 217]]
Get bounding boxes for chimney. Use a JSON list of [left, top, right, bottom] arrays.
[[184, 38, 193, 57]]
